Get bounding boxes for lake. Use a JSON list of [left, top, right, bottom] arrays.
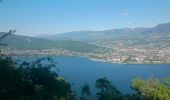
[[15, 56, 170, 96]]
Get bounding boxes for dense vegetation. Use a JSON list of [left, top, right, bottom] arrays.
[[0, 56, 170, 100], [0, 56, 74, 100], [132, 77, 170, 100]]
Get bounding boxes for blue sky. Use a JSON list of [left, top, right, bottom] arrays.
[[0, 0, 170, 36]]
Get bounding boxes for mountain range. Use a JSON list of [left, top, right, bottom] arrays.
[[38, 22, 170, 41], [0, 22, 170, 52], [0, 32, 104, 53]]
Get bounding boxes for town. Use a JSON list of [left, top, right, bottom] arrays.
[[1, 43, 170, 64]]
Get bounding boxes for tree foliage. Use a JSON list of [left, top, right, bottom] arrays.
[[0, 57, 72, 100], [132, 77, 170, 100], [80, 83, 92, 100], [1, 55, 170, 100], [95, 77, 122, 100]]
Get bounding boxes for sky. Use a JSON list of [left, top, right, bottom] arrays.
[[0, 0, 170, 36]]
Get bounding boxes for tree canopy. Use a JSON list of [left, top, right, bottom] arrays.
[[0, 57, 72, 100], [95, 77, 122, 100], [0, 56, 170, 100], [80, 83, 92, 100], [132, 77, 170, 100]]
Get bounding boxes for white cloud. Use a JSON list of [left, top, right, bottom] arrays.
[[122, 12, 129, 16]]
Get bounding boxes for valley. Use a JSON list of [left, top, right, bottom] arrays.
[[1, 23, 170, 64]]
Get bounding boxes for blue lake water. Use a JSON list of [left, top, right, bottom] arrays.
[[16, 56, 170, 96]]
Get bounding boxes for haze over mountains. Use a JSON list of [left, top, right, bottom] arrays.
[[1, 22, 170, 63], [38, 22, 170, 41], [0, 22, 170, 51], [0, 32, 104, 53]]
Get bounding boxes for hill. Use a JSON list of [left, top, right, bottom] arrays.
[[0, 33, 104, 53], [38, 22, 170, 41]]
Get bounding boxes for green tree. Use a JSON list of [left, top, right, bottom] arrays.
[[66, 90, 77, 100], [164, 77, 170, 87], [0, 57, 23, 100], [80, 83, 92, 100], [95, 77, 122, 100], [0, 57, 73, 100], [132, 77, 170, 100]]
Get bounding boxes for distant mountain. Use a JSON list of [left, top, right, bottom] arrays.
[[38, 22, 170, 41], [39, 31, 99, 41], [0, 33, 104, 53], [143, 22, 170, 34], [0, 33, 55, 49], [41, 28, 148, 41], [1, 22, 170, 52]]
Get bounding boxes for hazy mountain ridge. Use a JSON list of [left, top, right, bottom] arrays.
[[143, 22, 170, 34], [1, 22, 170, 63], [1, 22, 170, 50], [0, 33, 104, 53], [38, 22, 170, 41]]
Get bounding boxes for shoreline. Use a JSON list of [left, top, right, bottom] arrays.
[[7, 54, 170, 65]]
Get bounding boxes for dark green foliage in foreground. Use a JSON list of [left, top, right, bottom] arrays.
[[95, 77, 122, 100], [0, 57, 72, 100], [92, 77, 170, 100], [80, 83, 92, 100], [1, 56, 170, 100], [164, 77, 170, 87], [94, 77, 138, 100]]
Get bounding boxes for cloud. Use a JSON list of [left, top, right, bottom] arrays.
[[122, 12, 129, 16]]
